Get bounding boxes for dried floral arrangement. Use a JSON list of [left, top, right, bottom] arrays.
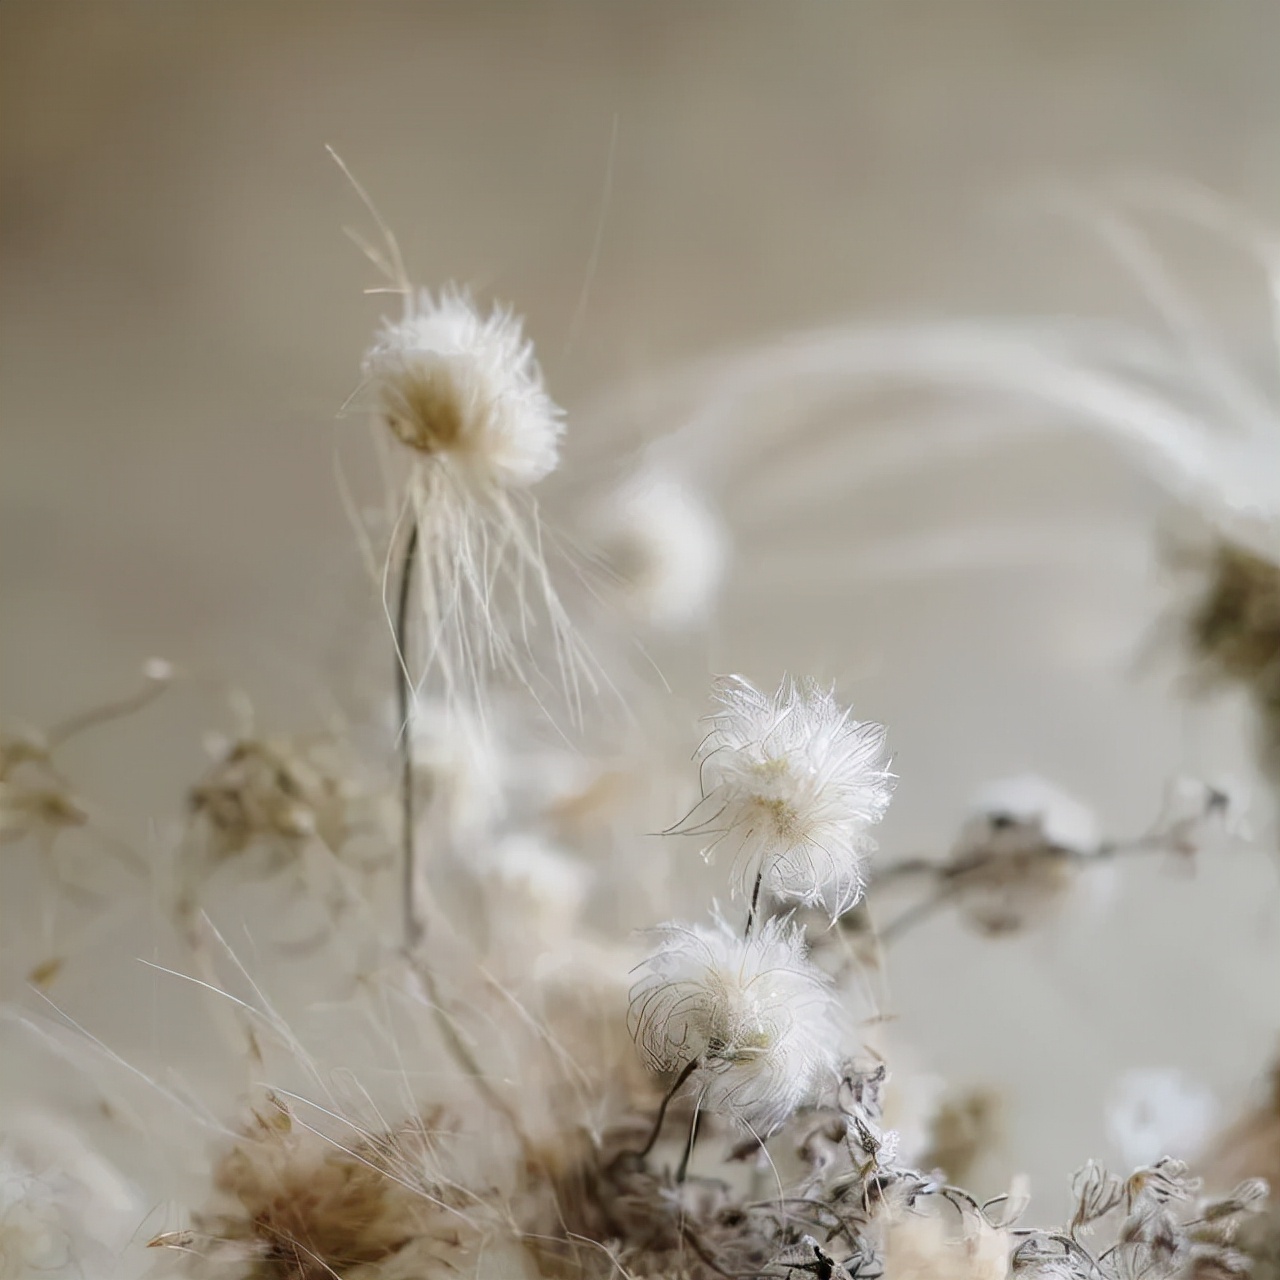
[[2, 178, 1278, 1280]]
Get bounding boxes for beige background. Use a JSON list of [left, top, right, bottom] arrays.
[[3, 1, 1279, 1218]]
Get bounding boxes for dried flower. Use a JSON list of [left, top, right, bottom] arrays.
[[1201, 1061, 1280, 1194], [187, 734, 356, 866], [1, 661, 169, 851], [590, 468, 726, 631], [364, 287, 563, 490], [166, 1099, 472, 1280], [919, 1087, 1003, 1185], [362, 286, 590, 713], [1181, 537, 1280, 781], [178, 729, 382, 944], [683, 676, 895, 917], [476, 833, 592, 961], [948, 774, 1100, 936], [628, 915, 843, 1134], [409, 697, 507, 842], [1107, 1069, 1218, 1170], [0, 736, 87, 849]]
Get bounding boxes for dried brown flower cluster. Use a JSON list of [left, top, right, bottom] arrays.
[[178, 727, 391, 942], [187, 735, 359, 866], [1184, 539, 1280, 784], [919, 1089, 1004, 1189], [1, 662, 168, 855], [520, 1062, 1265, 1280], [0, 733, 89, 850], [856, 780, 1229, 946], [154, 1098, 474, 1280]]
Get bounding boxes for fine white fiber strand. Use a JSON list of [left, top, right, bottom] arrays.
[[750, 518, 1151, 589], [566, 322, 1237, 591], [730, 405, 1059, 528]]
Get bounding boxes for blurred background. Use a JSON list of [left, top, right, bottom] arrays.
[[3, 1, 1280, 1216]]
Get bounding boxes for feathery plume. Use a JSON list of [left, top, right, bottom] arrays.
[[365, 287, 563, 492], [590, 468, 726, 631], [363, 284, 592, 717], [628, 915, 843, 1135], [681, 675, 895, 918]]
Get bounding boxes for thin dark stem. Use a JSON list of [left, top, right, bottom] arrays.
[[679, 1225, 745, 1280], [396, 522, 421, 952], [744, 869, 764, 938], [675, 1096, 703, 1184], [875, 835, 1204, 947], [631, 1057, 699, 1162]]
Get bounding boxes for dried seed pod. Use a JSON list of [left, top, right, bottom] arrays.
[[166, 1100, 472, 1280]]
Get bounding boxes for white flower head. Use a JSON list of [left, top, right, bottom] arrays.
[[688, 675, 895, 917], [364, 287, 564, 491], [969, 774, 1100, 856], [409, 696, 507, 841], [1106, 1068, 1218, 1170], [949, 775, 1103, 935], [628, 915, 844, 1135], [359, 285, 591, 711], [591, 468, 727, 631]]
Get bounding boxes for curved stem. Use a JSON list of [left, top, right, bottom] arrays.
[[390, 524, 533, 1146], [628, 1057, 699, 1164], [395, 522, 422, 951], [47, 666, 170, 749]]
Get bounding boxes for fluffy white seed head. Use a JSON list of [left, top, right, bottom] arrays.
[[628, 915, 843, 1134], [363, 288, 594, 714], [969, 774, 1099, 856], [409, 697, 507, 842], [949, 775, 1104, 935], [1106, 1069, 1218, 1170], [693, 676, 895, 916], [591, 469, 727, 630], [364, 288, 564, 491]]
